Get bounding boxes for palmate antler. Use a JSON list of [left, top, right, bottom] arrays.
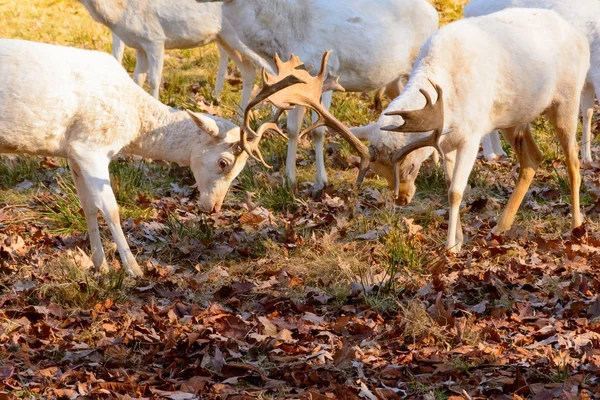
[[377, 79, 448, 199], [240, 51, 371, 185]]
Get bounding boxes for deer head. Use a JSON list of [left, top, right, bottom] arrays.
[[362, 79, 448, 200]]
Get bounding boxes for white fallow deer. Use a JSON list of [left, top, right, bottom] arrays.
[[350, 9, 589, 252], [78, 0, 256, 106], [464, 0, 600, 164], [0, 39, 249, 276], [219, 0, 438, 197]]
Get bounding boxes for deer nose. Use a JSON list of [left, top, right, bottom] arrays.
[[212, 204, 221, 214], [396, 196, 409, 206]]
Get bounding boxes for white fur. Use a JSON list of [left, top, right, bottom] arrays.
[[352, 9, 589, 252], [0, 39, 248, 276], [220, 0, 439, 195], [78, 0, 255, 105], [464, 0, 600, 164]]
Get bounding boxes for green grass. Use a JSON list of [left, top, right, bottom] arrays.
[[166, 212, 215, 243], [0, 156, 43, 189], [39, 174, 88, 234], [38, 255, 129, 308]]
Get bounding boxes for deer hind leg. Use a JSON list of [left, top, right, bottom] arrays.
[[547, 102, 583, 229], [492, 125, 542, 234]]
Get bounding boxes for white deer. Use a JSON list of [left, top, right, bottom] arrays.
[[350, 9, 589, 252], [0, 39, 249, 276], [219, 0, 439, 196], [464, 0, 600, 164], [78, 0, 256, 106]]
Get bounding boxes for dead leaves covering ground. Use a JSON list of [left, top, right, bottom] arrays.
[[1, 148, 600, 399]]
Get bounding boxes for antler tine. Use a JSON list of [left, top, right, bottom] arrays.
[[239, 72, 307, 168], [356, 146, 378, 186], [379, 79, 446, 199], [298, 113, 327, 140]]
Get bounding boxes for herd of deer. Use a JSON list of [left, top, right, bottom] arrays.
[[0, 0, 598, 277]]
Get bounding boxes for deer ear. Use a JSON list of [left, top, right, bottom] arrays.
[[186, 110, 222, 139]]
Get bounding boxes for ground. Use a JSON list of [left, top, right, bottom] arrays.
[[1, 1, 600, 399]]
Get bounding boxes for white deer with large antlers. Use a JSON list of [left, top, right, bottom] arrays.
[[348, 8, 589, 252], [219, 0, 438, 196], [464, 0, 600, 164]]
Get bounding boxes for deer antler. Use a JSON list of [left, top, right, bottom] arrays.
[[240, 51, 370, 182], [379, 79, 447, 199]]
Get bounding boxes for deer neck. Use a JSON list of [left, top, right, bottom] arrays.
[[79, 0, 126, 28], [125, 97, 199, 167]]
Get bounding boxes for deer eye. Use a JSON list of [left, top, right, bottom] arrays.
[[218, 158, 230, 170]]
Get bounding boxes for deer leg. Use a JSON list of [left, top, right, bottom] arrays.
[[446, 142, 479, 253], [482, 130, 506, 161], [442, 148, 462, 246], [580, 82, 595, 164], [146, 43, 165, 99], [548, 103, 583, 229], [68, 159, 108, 273], [112, 32, 125, 64], [212, 43, 229, 100], [312, 90, 333, 198], [493, 125, 543, 234], [216, 40, 256, 112], [133, 48, 149, 87], [285, 106, 306, 189], [238, 59, 256, 112], [72, 152, 143, 277]]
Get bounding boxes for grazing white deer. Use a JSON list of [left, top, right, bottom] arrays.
[[350, 9, 589, 252], [464, 0, 600, 164], [78, 0, 256, 105], [219, 0, 438, 196], [0, 39, 249, 276]]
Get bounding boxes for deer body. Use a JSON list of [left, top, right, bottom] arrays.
[[464, 0, 600, 164], [0, 39, 248, 276], [351, 9, 589, 252], [78, 0, 255, 104], [220, 0, 438, 195]]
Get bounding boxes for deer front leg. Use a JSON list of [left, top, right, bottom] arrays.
[[212, 43, 229, 100], [72, 151, 143, 277], [446, 143, 479, 253], [133, 48, 149, 87], [312, 90, 333, 198], [68, 159, 108, 273], [286, 106, 306, 189], [112, 32, 125, 64], [146, 43, 165, 99]]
